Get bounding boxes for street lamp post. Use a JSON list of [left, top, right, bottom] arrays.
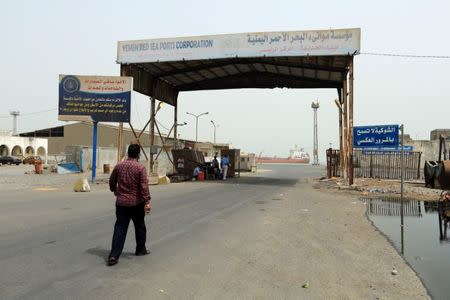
[[210, 120, 219, 144], [174, 122, 187, 149], [186, 111, 209, 142]]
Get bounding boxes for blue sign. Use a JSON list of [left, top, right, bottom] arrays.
[[361, 146, 413, 154], [354, 125, 399, 148], [58, 75, 132, 123]]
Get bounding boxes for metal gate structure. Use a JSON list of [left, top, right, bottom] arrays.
[[116, 28, 361, 184]]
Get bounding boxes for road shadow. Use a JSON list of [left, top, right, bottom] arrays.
[[86, 247, 134, 261], [224, 176, 302, 187]]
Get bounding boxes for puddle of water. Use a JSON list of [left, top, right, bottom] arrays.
[[361, 197, 450, 299]]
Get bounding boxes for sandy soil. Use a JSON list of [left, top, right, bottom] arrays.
[[238, 180, 432, 299], [318, 176, 445, 201]]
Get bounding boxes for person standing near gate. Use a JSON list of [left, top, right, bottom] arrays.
[[221, 154, 231, 180], [211, 154, 220, 179], [107, 143, 151, 266]]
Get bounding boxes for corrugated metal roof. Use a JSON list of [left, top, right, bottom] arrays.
[[121, 55, 352, 105]]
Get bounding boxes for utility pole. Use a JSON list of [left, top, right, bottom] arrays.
[[10, 111, 20, 136], [311, 101, 320, 165], [210, 120, 219, 144]]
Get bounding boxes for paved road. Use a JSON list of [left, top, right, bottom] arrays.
[[0, 164, 323, 299]]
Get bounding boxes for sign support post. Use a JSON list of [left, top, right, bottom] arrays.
[[353, 123, 405, 254], [58, 74, 132, 182], [92, 121, 98, 183], [400, 124, 405, 254]]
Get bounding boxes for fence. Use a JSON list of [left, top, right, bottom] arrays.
[[326, 149, 422, 180], [326, 149, 340, 177], [360, 197, 422, 217]]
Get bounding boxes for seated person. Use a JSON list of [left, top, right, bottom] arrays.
[[211, 155, 220, 179], [193, 166, 201, 180]]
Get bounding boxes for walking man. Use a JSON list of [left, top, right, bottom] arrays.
[[107, 144, 151, 266], [221, 154, 231, 180]]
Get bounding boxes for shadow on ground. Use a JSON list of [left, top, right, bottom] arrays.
[[224, 176, 303, 187], [86, 247, 134, 261]]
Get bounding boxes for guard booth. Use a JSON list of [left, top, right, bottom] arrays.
[[116, 28, 360, 185]]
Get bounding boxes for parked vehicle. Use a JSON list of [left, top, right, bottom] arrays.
[[0, 156, 22, 165], [23, 156, 42, 165]]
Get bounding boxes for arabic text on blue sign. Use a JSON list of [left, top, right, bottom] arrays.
[[58, 75, 131, 123], [353, 125, 399, 148], [361, 146, 413, 154]]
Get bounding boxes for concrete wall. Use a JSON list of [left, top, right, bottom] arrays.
[[195, 142, 229, 158], [66, 145, 175, 176], [239, 153, 256, 171], [405, 140, 450, 163], [430, 129, 450, 141]]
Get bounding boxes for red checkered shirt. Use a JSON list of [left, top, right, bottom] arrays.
[[109, 158, 151, 207]]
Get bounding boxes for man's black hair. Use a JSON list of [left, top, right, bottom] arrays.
[[128, 144, 140, 158]]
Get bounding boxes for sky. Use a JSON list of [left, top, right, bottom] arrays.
[[1, 0, 449, 159]]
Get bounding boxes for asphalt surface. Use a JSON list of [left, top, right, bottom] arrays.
[[0, 164, 323, 299]]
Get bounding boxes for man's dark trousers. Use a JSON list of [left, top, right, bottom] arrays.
[[109, 202, 147, 258]]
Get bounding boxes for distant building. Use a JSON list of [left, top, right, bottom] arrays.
[[18, 122, 230, 173], [0, 129, 48, 161], [19, 122, 228, 156], [405, 129, 450, 163], [20, 122, 145, 155], [430, 129, 450, 141]]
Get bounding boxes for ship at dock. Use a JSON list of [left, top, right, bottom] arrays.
[[256, 146, 310, 164]]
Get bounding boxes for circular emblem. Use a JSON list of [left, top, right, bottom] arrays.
[[62, 76, 80, 93]]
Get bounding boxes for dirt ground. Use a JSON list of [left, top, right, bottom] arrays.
[[191, 177, 432, 299], [317, 176, 445, 201]]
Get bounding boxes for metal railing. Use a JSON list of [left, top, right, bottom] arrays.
[[327, 149, 422, 180]]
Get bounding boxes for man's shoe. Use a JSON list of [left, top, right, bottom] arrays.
[[135, 249, 150, 256], [107, 257, 118, 266]]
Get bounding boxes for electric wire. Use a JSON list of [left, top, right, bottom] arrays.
[[360, 52, 450, 59], [156, 120, 171, 132], [0, 108, 56, 118]]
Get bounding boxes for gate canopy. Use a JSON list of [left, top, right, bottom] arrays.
[[117, 28, 360, 105]]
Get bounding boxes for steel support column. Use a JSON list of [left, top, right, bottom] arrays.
[[348, 56, 354, 185], [117, 123, 123, 162], [149, 97, 156, 175], [174, 101, 178, 149], [173, 101, 178, 173], [335, 91, 344, 178], [92, 121, 98, 183], [117, 65, 126, 163], [342, 75, 348, 183]]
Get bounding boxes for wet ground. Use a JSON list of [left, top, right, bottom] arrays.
[[362, 197, 450, 300]]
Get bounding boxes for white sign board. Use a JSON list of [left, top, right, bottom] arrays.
[[117, 28, 360, 64]]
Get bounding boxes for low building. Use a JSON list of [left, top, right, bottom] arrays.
[[0, 129, 48, 161], [239, 152, 257, 172], [19, 122, 231, 175], [405, 129, 450, 163], [20, 122, 157, 156], [430, 129, 450, 141]]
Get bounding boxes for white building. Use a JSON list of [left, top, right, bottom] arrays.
[[0, 130, 48, 162]]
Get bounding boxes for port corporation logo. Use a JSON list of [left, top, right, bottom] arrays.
[[62, 76, 80, 93]]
